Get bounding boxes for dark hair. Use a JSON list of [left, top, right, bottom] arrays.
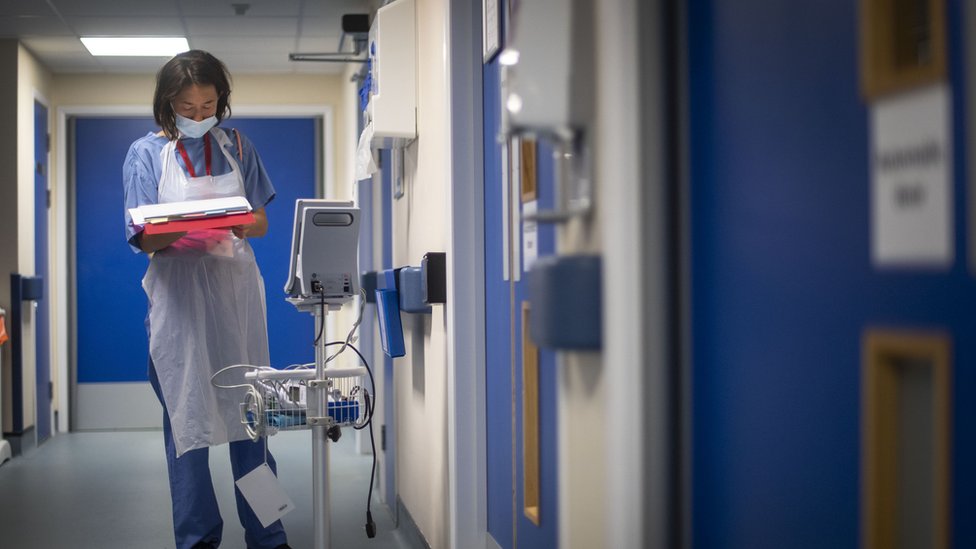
[[153, 50, 232, 139]]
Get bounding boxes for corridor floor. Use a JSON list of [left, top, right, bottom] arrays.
[[0, 428, 416, 549]]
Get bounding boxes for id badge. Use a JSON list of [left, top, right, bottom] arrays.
[[235, 463, 295, 527]]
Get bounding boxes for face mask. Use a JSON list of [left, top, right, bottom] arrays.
[[175, 113, 218, 138]]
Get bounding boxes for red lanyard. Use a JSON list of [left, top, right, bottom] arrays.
[[175, 134, 212, 177]]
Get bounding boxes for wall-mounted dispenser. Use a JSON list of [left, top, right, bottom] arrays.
[[421, 252, 446, 304], [365, 0, 417, 149], [397, 267, 430, 314], [390, 253, 446, 313]]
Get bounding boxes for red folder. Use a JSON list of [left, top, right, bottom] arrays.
[[143, 212, 255, 235]]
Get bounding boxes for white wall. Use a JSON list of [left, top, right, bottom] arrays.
[[2, 44, 54, 434], [392, 0, 452, 545], [50, 73, 349, 198]]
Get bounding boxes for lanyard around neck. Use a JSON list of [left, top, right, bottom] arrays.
[[175, 133, 212, 178]]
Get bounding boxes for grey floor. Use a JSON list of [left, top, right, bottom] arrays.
[[0, 428, 418, 549]]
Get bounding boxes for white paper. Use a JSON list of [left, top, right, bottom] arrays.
[[235, 463, 295, 527], [522, 200, 538, 272], [870, 83, 953, 267], [483, 0, 500, 60], [128, 196, 251, 226], [501, 134, 510, 281], [510, 137, 521, 282]]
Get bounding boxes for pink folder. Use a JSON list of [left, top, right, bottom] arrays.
[[143, 211, 255, 235]]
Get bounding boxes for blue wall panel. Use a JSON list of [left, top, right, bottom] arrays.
[[221, 118, 317, 369], [689, 1, 971, 547], [484, 57, 559, 548], [76, 117, 156, 383], [483, 58, 515, 547]]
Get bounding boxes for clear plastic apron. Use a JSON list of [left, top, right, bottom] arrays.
[[143, 129, 270, 457]]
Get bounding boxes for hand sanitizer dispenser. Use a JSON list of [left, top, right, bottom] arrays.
[[366, 0, 417, 148]]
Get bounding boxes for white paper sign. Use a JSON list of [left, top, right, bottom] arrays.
[[235, 463, 295, 527], [483, 0, 500, 61], [522, 200, 539, 272], [870, 83, 953, 267]]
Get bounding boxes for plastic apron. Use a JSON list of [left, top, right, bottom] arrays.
[[143, 129, 269, 457]]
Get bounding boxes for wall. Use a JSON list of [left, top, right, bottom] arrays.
[[17, 43, 52, 433], [50, 72, 348, 197], [392, 0, 451, 546], [0, 43, 52, 434], [0, 40, 18, 433], [689, 0, 972, 547]]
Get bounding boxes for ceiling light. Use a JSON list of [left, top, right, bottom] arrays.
[[80, 37, 189, 57]]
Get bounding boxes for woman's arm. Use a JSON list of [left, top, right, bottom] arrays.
[[232, 207, 268, 239]]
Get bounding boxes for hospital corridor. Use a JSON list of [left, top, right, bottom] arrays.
[[1, 0, 974, 548]]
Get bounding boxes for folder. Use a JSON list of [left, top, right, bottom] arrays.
[[143, 211, 255, 235], [130, 197, 254, 235]]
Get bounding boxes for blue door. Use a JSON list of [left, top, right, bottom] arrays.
[[483, 59, 559, 548], [33, 100, 51, 444], [75, 117, 317, 410], [688, 1, 972, 547]]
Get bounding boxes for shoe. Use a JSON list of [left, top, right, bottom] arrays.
[[192, 544, 217, 549], [274, 545, 292, 549]]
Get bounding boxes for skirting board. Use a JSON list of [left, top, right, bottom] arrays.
[[396, 495, 432, 549]]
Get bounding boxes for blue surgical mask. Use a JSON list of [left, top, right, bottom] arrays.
[[175, 113, 218, 138]]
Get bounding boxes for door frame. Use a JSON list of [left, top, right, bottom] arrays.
[[596, 0, 681, 547], [54, 104, 334, 432]]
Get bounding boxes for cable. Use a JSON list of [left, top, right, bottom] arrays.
[[323, 289, 367, 365], [363, 390, 377, 538], [312, 290, 326, 345], [323, 340, 377, 538]]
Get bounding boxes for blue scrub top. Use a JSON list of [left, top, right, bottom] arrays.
[[122, 126, 276, 253]]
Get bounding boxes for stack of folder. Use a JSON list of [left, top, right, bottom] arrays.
[[129, 197, 254, 235]]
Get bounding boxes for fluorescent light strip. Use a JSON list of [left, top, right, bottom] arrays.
[[80, 37, 189, 57]]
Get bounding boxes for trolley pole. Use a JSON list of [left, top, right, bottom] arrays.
[[312, 306, 331, 549]]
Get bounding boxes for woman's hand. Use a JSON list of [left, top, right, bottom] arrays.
[[139, 230, 187, 253], [231, 207, 268, 239]]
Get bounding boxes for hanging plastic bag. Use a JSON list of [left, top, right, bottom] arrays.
[[355, 123, 379, 181]]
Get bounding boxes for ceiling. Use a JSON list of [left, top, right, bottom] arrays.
[[0, 0, 373, 75]]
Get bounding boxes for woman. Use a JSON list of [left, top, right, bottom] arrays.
[[122, 50, 291, 549]]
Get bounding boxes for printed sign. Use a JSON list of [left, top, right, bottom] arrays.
[[870, 83, 952, 267]]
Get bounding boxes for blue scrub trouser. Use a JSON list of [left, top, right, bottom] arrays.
[[149, 361, 289, 549]]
